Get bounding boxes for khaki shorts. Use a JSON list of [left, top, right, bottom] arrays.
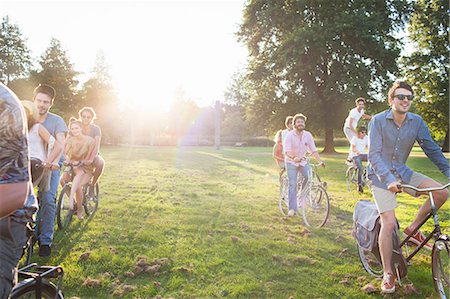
[[371, 172, 429, 213]]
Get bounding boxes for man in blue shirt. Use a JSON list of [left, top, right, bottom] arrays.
[[33, 84, 67, 257], [367, 81, 449, 294]]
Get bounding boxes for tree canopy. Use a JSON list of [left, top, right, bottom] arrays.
[[237, 0, 409, 152], [402, 0, 449, 151], [0, 16, 31, 84]]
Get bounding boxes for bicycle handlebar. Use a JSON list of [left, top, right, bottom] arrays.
[[400, 183, 450, 193]]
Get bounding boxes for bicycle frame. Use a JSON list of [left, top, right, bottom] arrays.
[[399, 183, 449, 262]]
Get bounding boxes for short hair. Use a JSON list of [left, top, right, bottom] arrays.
[[388, 81, 414, 103], [285, 116, 293, 128], [357, 126, 367, 133], [274, 129, 282, 143], [293, 113, 307, 124], [33, 84, 56, 102], [355, 97, 366, 104], [78, 106, 97, 120]]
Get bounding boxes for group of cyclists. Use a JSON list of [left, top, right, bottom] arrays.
[[273, 113, 325, 217], [272, 81, 449, 294], [0, 82, 105, 298]]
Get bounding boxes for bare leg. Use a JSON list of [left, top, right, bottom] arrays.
[[406, 178, 448, 233], [379, 210, 396, 275], [91, 155, 105, 186], [68, 172, 83, 210]]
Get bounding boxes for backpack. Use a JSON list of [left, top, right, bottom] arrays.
[[353, 200, 380, 250]]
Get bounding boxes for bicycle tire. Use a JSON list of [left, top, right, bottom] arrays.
[[301, 184, 329, 228], [278, 174, 289, 216], [10, 279, 64, 298], [346, 167, 357, 191], [84, 183, 99, 217], [357, 244, 383, 278], [56, 185, 73, 230], [432, 239, 449, 298]]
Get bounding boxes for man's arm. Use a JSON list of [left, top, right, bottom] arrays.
[[368, 117, 397, 187], [417, 118, 450, 179], [0, 182, 28, 219]]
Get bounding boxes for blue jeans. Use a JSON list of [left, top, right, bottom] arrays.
[[38, 168, 61, 245], [286, 163, 310, 211], [353, 154, 367, 186]]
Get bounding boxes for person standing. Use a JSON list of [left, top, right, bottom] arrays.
[[284, 113, 325, 217], [0, 82, 38, 297], [32, 84, 67, 257], [343, 98, 371, 145], [367, 81, 449, 294]]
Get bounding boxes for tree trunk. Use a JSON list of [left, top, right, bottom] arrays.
[[442, 128, 449, 152], [322, 127, 337, 153]]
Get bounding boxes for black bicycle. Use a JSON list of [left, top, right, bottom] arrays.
[[357, 183, 449, 298], [10, 263, 64, 298], [56, 162, 99, 229]]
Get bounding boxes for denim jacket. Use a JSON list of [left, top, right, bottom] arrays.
[[367, 109, 449, 189]]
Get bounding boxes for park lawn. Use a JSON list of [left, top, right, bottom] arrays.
[[32, 146, 448, 298]]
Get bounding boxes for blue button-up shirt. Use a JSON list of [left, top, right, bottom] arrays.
[[367, 109, 449, 189]]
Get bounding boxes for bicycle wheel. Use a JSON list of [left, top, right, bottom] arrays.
[[10, 279, 63, 298], [346, 167, 357, 191], [302, 184, 329, 228], [278, 174, 289, 216], [357, 244, 383, 277], [56, 185, 73, 230], [432, 239, 449, 298], [84, 183, 99, 217]]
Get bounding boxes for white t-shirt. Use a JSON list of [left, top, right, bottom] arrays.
[[344, 107, 364, 129], [29, 124, 47, 161], [349, 135, 368, 159]]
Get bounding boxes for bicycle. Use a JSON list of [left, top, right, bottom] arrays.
[[357, 183, 450, 298], [10, 263, 64, 298], [278, 159, 329, 228], [345, 158, 368, 192], [56, 162, 99, 230]]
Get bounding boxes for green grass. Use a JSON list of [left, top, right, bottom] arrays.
[[30, 146, 449, 298]]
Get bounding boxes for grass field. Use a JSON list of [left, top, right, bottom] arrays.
[[30, 146, 449, 298]]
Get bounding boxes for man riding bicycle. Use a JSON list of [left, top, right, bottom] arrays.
[[349, 126, 368, 193], [367, 80, 449, 294], [284, 113, 325, 217], [0, 83, 38, 297]]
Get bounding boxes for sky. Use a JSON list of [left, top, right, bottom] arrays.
[[1, 0, 249, 111]]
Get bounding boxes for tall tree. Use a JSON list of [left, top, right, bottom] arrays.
[[31, 38, 79, 118], [0, 16, 31, 84], [402, 0, 449, 151], [80, 51, 121, 144], [237, 0, 409, 152]]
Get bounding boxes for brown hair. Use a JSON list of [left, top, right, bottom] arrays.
[[293, 113, 307, 124], [285, 116, 293, 128], [388, 81, 413, 103], [355, 97, 366, 104], [78, 106, 97, 121], [33, 84, 56, 102]]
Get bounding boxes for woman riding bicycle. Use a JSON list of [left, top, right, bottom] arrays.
[[349, 126, 368, 193], [60, 118, 95, 220]]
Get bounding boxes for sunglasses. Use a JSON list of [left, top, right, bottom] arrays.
[[394, 94, 413, 101]]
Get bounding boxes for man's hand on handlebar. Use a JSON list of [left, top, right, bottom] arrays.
[[387, 181, 402, 193]]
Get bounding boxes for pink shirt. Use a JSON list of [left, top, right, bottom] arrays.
[[284, 130, 317, 167]]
